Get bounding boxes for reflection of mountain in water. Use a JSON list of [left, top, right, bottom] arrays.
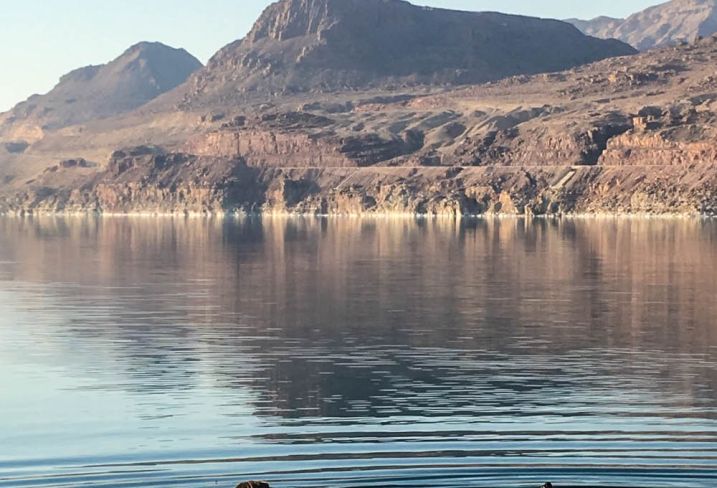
[[0, 216, 715, 420]]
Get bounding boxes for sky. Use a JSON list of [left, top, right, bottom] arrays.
[[0, 0, 665, 112]]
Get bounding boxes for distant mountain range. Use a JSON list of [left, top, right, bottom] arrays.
[[568, 0, 717, 50]]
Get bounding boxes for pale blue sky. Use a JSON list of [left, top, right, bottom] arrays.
[[0, 0, 664, 112]]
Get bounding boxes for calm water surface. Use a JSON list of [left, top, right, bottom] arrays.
[[0, 216, 716, 488]]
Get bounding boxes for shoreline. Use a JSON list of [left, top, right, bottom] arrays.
[[4, 162, 715, 221], [0, 210, 714, 220]]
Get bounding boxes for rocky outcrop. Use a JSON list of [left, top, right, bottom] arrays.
[[600, 133, 717, 166], [452, 112, 634, 167], [184, 130, 356, 167], [181, 0, 635, 105], [3, 141, 29, 154], [184, 110, 425, 167], [598, 97, 717, 166], [235, 482, 270, 488], [568, 0, 717, 51]]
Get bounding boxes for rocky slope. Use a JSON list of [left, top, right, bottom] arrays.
[[0, 42, 201, 138], [179, 0, 635, 105], [569, 0, 717, 51]]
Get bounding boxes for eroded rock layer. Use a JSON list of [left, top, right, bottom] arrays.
[[3, 146, 715, 216]]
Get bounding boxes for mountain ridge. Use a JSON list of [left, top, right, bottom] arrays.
[[569, 0, 717, 50]]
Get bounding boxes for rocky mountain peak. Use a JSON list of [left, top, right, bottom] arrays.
[[244, 0, 419, 43], [186, 0, 635, 106], [2, 42, 202, 131], [247, 0, 339, 42], [98, 42, 202, 94]]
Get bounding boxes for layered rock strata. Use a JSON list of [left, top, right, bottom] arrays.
[[3, 146, 715, 216]]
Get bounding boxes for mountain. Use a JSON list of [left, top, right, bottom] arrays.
[[6, 31, 717, 216], [7, 0, 717, 217], [1, 42, 201, 133], [568, 0, 717, 51], [182, 0, 636, 105]]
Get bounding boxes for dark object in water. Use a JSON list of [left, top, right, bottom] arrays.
[[235, 482, 270, 488], [541, 483, 553, 488]]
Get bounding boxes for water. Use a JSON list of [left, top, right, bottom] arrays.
[[0, 216, 716, 488]]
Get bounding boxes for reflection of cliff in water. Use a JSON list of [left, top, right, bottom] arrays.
[[0, 216, 715, 418]]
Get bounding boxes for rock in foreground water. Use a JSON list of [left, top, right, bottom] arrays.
[[235, 481, 271, 488], [234, 481, 555, 488]]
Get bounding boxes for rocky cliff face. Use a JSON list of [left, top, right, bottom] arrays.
[[183, 111, 425, 168], [181, 0, 635, 105], [0, 42, 202, 135], [4, 147, 715, 216], [569, 0, 717, 51]]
